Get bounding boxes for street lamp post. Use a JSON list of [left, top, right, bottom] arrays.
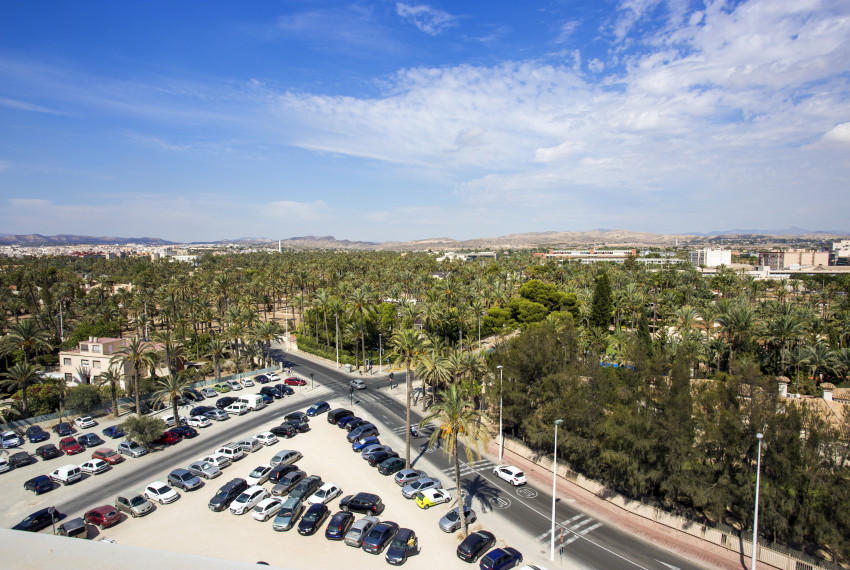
[[310, 372, 314, 390], [379, 334, 383, 374], [335, 314, 339, 369], [497, 365, 503, 461], [751, 432, 764, 570], [551, 418, 563, 561]]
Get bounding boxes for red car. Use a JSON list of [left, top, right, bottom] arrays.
[[153, 431, 181, 446], [284, 377, 306, 386], [84, 505, 121, 529], [59, 436, 84, 455], [92, 447, 125, 465]]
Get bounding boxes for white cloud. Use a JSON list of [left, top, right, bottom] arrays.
[[395, 3, 458, 35], [556, 21, 580, 43], [823, 122, 850, 143]]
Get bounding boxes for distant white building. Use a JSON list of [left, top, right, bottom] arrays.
[[688, 248, 731, 267]]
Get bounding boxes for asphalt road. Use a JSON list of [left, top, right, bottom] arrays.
[[276, 348, 703, 570]]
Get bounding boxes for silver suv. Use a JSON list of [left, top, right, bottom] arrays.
[[344, 515, 379, 547]]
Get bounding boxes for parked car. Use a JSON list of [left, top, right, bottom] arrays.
[[186, 388, 205, 401], [188, 460, 221, 480], [402, 477, 442, 499], [289, 475, 323, 502], [56, 517, 88, 538], [274, 383, 294, 395], [187, 415, 211, 428], [216, 443, 246, 462], [115, 494, 153, 517], [191, 405, 215, 417], [267, 372, 280, 381], [0, 457, 8, 473], [35, 443, 62, 460], [378, 457, 406, 476], [53, 422, 73, 436], [271, 469, 306, 496], [440, 505, 477, 532], [415, 488, 451, 509], [225, 402, 249, 416], [284, 419, 310, 433], [260, 386, 282, 399], [117, 441, 148, 458], [479, 547, 523, 570], [308, 482, 341, 505], [254, 374, 270, 384], [254, 432, 279, 446], [167, 468, 203, 491], [169, 426, 198, 439], [352, 435, 381, 452], [284, 376, 306, 386], [272, 497, 304, 531], [102, 425, 124, 439], [79, 459, 110, 475], [8, 451, 36, 469], [24, 474, 54, 494], [25, 425, 49, 443], [199, 454, 231, 470], [271, 424, 297, 438], [339, 492, 383, 515], [246, 464, 273, 486], [344, 515, 379, 547], [493, 465, 527, 486], [386, 528, 419, 565], [394, 468, 426, 487], [236, 437, 262, 453], [78, 433, 105, 447], [230, 485, 270, 515], [284, 411, 309, 423], [58, 436, 84, 455], [268, 463, 300, 483], [161, 414, 185, 428], [367, 450, 400, 467], [259, 393, 274, 405], [325, 511, 355, 540], [298, 503, 330, 535], [12, 507, 62, 532], [337, 415, 359, 428], [90, 447, 123, 465], [49, 464, 82, 485], [252, 497, 283, 521], [200, 386, 218, 398], [306, 401, 330, 416], [215, 396, 237, 409], [153, 431, 181, 446], [348, 424, 379, 442], [213, 383, 231, 393], [74, 416, 96, 429], [350, 379, 367, 390], [83, 505, 121, 529], [145, 480, 180, 504], [362, 521, 400, 554], [208, 478, 248, 512], [241, 377, 254, 387], [456, 531, 497, 563], [226, 379, 243, 391], [346, 419, 368, 432], [270, 449, 302, 467], [204, 409, 228, 421]]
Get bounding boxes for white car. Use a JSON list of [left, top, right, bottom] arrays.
[[230, 485, 270, 515], [74, 416, 96, 429], [79, 459, 110, 475], [308, 483, 341, 505], [226, 380, 243, 391], [161, 414, 185, 427], [254, 432, 278, 446], [188, 416, 211, 428], [350, 379, 366, 390], [199, 454, 232, 470], [493, 465, 527, 486], [246, 464, 273, 486], [0, 457, 10, 473], [241, 378, 255, 387], [236, 437, 262, 453], [145, 481, 180, 504], [252, 497, 283, 521], [267, 372, 280, 381]]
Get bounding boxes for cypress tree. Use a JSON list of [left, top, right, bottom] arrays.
[[589, 273, 613, 330], [637, 311, 653, 357]]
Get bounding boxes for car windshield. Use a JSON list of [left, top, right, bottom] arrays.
[[250, 468, 264, 477], [446, 510, 459, 522], [235, 494, 249, 503], [390, 537, 407, 549], [515, 471, 525, 477], [303, 511, 319, 522], [130, 496, 146, 506], [155, 485, 169, 494]]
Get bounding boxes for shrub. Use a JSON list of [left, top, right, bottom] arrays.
[[65, 384, 103, 414]]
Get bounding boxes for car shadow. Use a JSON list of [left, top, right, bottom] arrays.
[[458, 474, 503, 515]]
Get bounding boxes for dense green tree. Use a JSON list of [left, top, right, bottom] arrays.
[[64, 384, 102, 414], [589, 273, 613, 330], [120, 414, 167, 448]]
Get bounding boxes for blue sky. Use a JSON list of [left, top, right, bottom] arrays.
[[1, 0, 848, 243]]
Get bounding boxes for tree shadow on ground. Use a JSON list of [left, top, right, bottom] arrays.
[[458, 474, 503, 514]]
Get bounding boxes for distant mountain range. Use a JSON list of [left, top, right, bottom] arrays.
[[0, 229, 846, 249]]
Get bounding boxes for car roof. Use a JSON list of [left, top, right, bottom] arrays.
[[394, 528, 414, 540], [88, 505, 115, 514]]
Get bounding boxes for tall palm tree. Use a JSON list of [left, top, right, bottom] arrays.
[[151, 373, 195, 427], [0, 319, 52, 364], [111, 337, 154, 415], [415, 352, 450, 408], [420, 384, 490, 538], [205, 338, 230, 380], [349, 285, 374, 370], [95, 365, 123, 419], [0, 362, 41, 417], [152, 329, 186, 378], [253, 321, 283, 367], [390, 328, 426, 468]]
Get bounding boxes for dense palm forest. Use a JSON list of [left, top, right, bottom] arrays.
[[1, 250, 849, 562]]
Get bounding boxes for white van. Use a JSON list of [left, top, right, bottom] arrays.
[[225, 402, 248, 416], [216, 443, 246, 462], [237, 394, 266, 411], [50, 464, 83, 485]]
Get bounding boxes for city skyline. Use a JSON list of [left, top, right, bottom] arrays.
[[1, 0, 849, 243]]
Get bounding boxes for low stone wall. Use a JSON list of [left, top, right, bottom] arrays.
[[502, 437, 834, 570]]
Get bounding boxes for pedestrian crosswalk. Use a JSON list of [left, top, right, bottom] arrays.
[[535, 514, 602, 545], [441, 458, 496, 478]]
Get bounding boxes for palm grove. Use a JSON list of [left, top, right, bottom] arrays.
[[1, 250, 849, 562]]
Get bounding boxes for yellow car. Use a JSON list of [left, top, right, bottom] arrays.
[[414, 488, 451, 509]]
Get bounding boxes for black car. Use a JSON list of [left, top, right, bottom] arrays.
[[325, 511, 354, 540], [191, 405, 214, 417], [35, 444, 62, 460], [169, 426, 199, 438], [24, 474, 54, 494], [274, 384, 294, 396], [260, 386, 282, 399], [215, 396, 237, 410], [457, 530, 497, 562], [13, 507, 62, 532], [268, 464, 300, 484], [26, 425, 49, 443], [345, 419, 368, 432], [283, 419, 309, 433], [386, 528, 419, 565], [297, 503, 330, 535], [367, 450, 399, 467], [270, 424, 297, 438], [78, 433, 105, 447], [255, 374, 270, 384], [186, 389, 205, 401], [284, 411, 308, 423], [53, 422, 73, 436], [9, 451, 36, 468], [339, 492, 383, 515], [378, 457, 407, 476], [289, 475, 323, 502], [362, 521, 399, 554], [327, 408, 354, 425], [208, 478, 249, 512]]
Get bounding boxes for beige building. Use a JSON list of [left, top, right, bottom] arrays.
[[758, 249, 829, 270], [59, 336, 172, 388]]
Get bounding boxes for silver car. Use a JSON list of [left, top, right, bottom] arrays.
[[394, 468, 426, 487], [188, 461, 222, 480], [402, 477, 442, 499], [344, 515, 380, 547], [115, 494, 154, 518], [439, 505, 477, 532], [204, 409, 228, 421], [272, 497, 304, 531], [117, 441, 148, 458]]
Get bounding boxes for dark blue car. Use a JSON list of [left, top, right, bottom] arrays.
[[53, 423, 73, 436], [361, 521, 399, 554], [478, 547, 523, 570], [24, 475, 54, 495], [325, 511, 354, 540], [352, 435, 381, 452], [26, 426, 49, 443], [306, 401, 330, 417], [13, 507, 62, 532], [102, 425, 124, 439], [337, 415, 358, 428]]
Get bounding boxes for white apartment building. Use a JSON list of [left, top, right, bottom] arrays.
[[688, 248, 731, 267], [59, 336, 172, 388]]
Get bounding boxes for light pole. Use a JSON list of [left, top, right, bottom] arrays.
[[551, 418, 563, 561], [335, 314, 339, 369], [751, 432, 764, 570], [310, 372, 314, 390], [379, 334, 383, 374], [497, 365, 503, 461]]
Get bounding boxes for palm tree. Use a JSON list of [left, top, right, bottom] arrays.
[[420, 384, 490, 537], [111, 337, 154, 415], [0, 400, 18, 431], [803, 342, 834, 384], [205, 338, 230, 380], [0, 319, 52, 364], [390, 328, 426, 468], [253, 321, 283, 367], [95, 365, 123, 419], [152, 373, 195, 427], [415, 352, 450, 409], [0, 362, 41, 417], [152, 329, 186, 378]]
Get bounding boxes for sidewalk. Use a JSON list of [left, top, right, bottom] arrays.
[[283, 345, 746, 570]]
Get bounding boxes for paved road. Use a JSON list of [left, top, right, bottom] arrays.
[[277, 348, 702, 570]]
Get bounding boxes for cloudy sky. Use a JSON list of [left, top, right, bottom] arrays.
[[1, 0, 848, 242]]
